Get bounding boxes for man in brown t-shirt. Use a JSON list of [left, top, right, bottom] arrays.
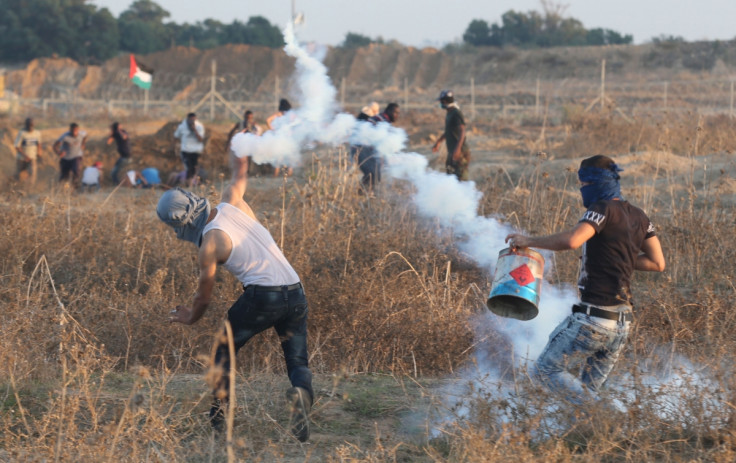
[[14, 117, 42, 186], [505, 155, 665, 405]]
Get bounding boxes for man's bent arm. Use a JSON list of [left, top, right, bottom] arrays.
[[432, 133, 446, 151], [222, 152, 249, 203], [635, 236, 666, 272], [452, 124, 466, 161], [172, 238, 217, 325], [506, 222, 596, 251]]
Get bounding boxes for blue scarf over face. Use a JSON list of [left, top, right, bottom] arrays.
[[578, 164, 623, 208]]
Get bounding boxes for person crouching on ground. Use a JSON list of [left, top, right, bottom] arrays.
[[505, 155, 665, 405], [81, 161, 103, 192], [156, 152, 313, 441]]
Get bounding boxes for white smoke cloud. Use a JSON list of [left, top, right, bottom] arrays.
[[230, 20, 572, 356], [231, 24, 729, 439], [231, 22, 355, 166]]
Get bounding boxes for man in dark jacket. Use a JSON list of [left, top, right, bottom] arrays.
[[432, 90, 471, 181]]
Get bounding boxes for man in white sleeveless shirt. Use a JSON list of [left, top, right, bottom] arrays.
[[156, 154, 312, 441]]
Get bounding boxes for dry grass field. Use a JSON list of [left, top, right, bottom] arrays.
[[2, 108, 736, 462]]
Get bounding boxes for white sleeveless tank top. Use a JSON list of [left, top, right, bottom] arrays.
[[202, 203, 299, 287]]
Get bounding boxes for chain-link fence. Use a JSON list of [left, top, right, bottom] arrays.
[[4, 61, 736, 122]]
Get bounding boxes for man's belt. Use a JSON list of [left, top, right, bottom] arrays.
[[243, 282, 302, 292], [573, 303, 632, 322]]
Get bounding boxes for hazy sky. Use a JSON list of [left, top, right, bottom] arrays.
[[92, 0, 736, 47]]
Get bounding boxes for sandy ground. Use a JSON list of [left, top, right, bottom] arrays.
[[2, 116, 735, 215]]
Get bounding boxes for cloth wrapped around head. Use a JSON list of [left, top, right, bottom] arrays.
[[157, 188, 211, 246], [578, 155, 624, 208]]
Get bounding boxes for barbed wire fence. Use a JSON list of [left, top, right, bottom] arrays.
[[3, 60, 736, 123]]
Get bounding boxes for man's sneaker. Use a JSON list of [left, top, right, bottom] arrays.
[[209, 399, 226, 432], [286, 387, 311, 442]]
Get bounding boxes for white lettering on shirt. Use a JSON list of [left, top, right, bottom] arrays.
[[582, 211, 606, 226]]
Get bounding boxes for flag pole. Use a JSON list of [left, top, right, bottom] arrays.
[[144, 87, 149, 115]]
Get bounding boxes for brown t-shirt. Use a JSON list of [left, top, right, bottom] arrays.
[[577, 200, 656, 306], [444, 107, 470, 165]]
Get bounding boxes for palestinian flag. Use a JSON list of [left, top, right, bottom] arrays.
[[129, 55, 153, 90]]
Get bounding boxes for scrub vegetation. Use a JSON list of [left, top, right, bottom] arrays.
[[1, 110, 735, 461]]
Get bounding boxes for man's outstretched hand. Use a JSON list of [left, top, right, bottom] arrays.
[[169, 305, 196, 325], [505, 233, 531, 249]]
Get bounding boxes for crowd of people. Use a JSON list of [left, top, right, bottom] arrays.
[[9, 91, 663, 443], [11, 90, 472, 195]]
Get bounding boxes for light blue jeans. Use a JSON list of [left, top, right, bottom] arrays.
[[532, 306, 630, 405]]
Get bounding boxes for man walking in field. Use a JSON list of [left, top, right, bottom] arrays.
[[174, 113, 205, 187], [14, 117, 42, 186], [157, 153, 313, 441], [53, 122, 87, 184], [107, 122, 132, 184], [432, 90, 471, 181], [357, 102, 400, 191], [505, 155, 665, 405]]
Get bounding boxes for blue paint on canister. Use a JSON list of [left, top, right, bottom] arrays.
[[487, 247, 544, 321]]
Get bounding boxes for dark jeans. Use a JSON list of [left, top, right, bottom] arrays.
[[358, 147, 381, 189], [181, 151, 200, 180], [213, 284, 313, 402], [111, 156, 131, 184], [59, 157, 82, 182]]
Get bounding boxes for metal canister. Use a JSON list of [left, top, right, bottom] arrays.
[[487, 247, 544, 321]]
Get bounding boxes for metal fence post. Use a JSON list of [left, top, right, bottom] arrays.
[[663, 81, 668, 111], [470, 77, 475, 120], [600, 59, 606, 111], [535, 76, 540, 117], [210, 60, 216, 120], [340, 77, 346, 108], [404, 77, 408, 110]]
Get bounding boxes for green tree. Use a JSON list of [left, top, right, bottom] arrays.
[[0, 0, 118, 62], [342, 32, 373, 48], [586, 28, 633, 46], [462, 7, 632, 49], [118, 0, 171, 53], [462, 20, 492, 46], [242, 16, 284, 47]]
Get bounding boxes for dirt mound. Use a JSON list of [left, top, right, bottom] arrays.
[[8, 40, 735, 103], [0, 120, 16, 182]]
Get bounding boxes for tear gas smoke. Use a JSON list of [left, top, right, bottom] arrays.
[[232, 26, 723, 432], [230, 21, 571, 360]]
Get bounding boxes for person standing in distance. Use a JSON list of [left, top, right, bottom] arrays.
[[432, 90, 471, 181], [505, 155, 665, 405], [107, 122, 132, 184], [14, 117, 43, 187], [156, 151, 313, 441], [357, 103, 400, 192], [266, 99, 294, 177], [53, 122, 87, 185], [174, 113, 205, 187]]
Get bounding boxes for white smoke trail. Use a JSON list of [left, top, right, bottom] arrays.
[[231, 25, 728, 438], [231, 23, 357, 166], [230, 20, 571, 360]]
